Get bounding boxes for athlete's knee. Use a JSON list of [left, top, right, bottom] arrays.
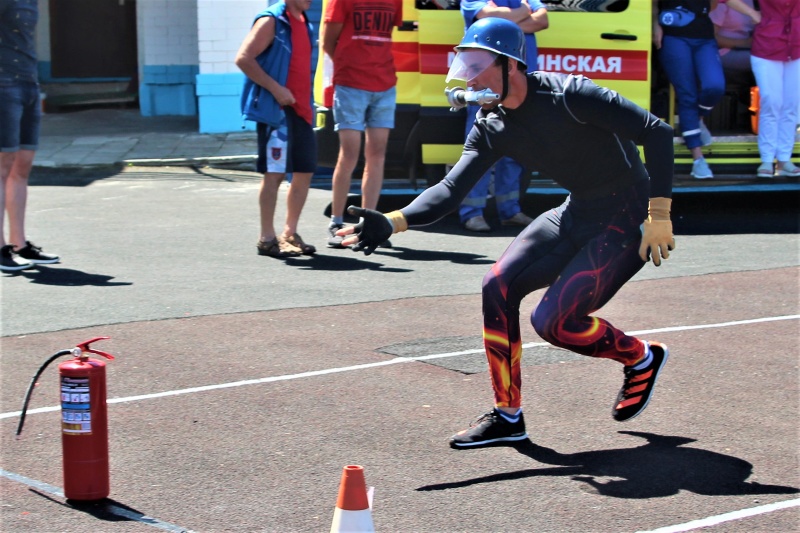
[[531, 303, 560, 344], [481, 268, 504, 302]]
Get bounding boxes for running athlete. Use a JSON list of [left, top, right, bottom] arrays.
[[339, 17, 677, 449]]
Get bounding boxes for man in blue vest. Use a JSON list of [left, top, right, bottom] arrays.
[[236, 0, 318, 258]]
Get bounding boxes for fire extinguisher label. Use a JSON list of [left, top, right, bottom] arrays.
[[61, 376, 92, 434]]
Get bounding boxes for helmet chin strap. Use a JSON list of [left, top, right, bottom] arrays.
[[500, 56, 509, 103]]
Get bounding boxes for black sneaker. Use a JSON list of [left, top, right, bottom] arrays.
[[612, 342, 669, 422], [449, 408, 528, 449], [327, 223, 346, 248], [0, 245, 33, 271], [14, 241, 60, 264]]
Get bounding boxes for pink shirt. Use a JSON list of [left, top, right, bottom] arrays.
[[720, 0, 800, 61], [710, 0, 755, 56]]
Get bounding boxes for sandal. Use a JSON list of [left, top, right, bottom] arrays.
[[756, 162, 774, 178], [257, 237, 301, 258], [284, 233, 316, 255], [776, 162, 800, 178]]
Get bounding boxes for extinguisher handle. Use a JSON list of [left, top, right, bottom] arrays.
[[76, 336, 115, 360]]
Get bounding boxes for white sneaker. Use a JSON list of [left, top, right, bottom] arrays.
[[464, 216, 491, 232], [776, 162, 800, 178], [500, 212, 534, 226], [757, 162, 774, 179], [690, 158, 714, 179]]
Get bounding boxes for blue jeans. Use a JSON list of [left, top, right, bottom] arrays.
[[459, 104, 523, 222], [658, 36, 725, 149], [333, 85, 396, 131], [0, 82, 41, 151]]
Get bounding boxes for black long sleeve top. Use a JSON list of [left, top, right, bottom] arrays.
[[401, 72, 674, 227]]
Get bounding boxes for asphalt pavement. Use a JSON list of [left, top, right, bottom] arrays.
[[1, 160, 798, 532], [0, 108, 798, 532]]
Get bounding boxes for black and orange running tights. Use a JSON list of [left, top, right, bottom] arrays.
[[482, 180, 652, 408]]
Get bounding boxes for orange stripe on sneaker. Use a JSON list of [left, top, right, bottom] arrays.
[[626, 383, 648, 395], [616, 396, 642, 409], [630, 370, 653, 383]]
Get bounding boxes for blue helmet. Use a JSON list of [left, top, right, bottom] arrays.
[[456, 17, 527, 69]]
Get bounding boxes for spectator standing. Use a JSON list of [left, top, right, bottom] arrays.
[[457, 0, 548, 232], [322, 0, 403, 248], [236, 0, 318, 258], [720, 0, 800, 178], [710, 0, 756, 88], [0, 0, 60, 271], [653, 0, 726, 180], [339, 18, 676, 447]]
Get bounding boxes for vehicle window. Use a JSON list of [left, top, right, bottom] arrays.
[[416, 0, 630, 12], [543, 0, 629, 12]]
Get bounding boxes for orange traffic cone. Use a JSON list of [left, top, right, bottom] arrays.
[[330, 465, 375, 533]]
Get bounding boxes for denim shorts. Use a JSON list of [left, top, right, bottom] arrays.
[[256, 107, 317, 174], [0, 82, 41, 151], [333, 85, 396, 132]]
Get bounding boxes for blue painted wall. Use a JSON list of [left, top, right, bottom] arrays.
[[140, 65, 199, 116]]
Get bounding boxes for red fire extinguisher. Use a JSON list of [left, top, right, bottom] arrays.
[[16, 337, 115, 501]]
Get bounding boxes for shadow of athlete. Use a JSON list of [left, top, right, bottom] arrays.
[[417, 431, 800, 499]]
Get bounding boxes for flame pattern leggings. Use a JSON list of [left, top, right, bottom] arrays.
[[483, 181, 650, 408]]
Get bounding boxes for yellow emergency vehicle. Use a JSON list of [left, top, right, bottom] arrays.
[[313, 0, 797, 190]]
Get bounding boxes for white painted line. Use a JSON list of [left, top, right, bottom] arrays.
[[637, 498, 800, 533], [1, 314, 797, 421]]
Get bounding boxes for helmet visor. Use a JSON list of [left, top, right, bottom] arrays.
[[446, 49, 498, 82]]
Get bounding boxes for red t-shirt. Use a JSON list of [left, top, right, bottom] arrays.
[[286, 11, 313, 124], [325, 0, 403, 92]]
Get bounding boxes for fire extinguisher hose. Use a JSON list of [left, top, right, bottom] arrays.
[[15, 349, 75, 437]]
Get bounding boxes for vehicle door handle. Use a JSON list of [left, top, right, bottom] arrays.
[[601, 33, 637, 41], [398, 21, 418, 31]]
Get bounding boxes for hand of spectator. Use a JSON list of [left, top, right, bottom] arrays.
[[339, 206, 395, 255], [652, 23, 664, 49], [272, 85, 296, 107]]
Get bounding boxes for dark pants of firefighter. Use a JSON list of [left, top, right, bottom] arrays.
[[482, 180, 650, 408]]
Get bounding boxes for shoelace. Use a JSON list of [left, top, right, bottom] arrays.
[[470, 411, 497, 427], [25, 242, 43, 253]]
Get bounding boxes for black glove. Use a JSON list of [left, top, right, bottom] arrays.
[[347, 206, 394, 255]]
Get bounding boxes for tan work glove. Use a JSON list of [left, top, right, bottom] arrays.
[[639, 197, 675, 267]]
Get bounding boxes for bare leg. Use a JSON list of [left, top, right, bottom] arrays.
[[360, 127, 389, 211], [259, 172, 284, 242], [2, 150, 35, 248], [282, 172, 312, 237], [330, 129, 362, 219]]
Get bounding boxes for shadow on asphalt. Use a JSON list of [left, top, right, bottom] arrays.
[[28, 490, 177, 529], [30, 165, 263, 187], [10, 266, 133, 287], [284, 247, 494, 270], [416, 431, 800, 499], [284, 252, 412, 272]]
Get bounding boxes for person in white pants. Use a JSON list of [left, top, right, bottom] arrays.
[[720, 0, 800, 178], [751, 56, 800, 177]]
